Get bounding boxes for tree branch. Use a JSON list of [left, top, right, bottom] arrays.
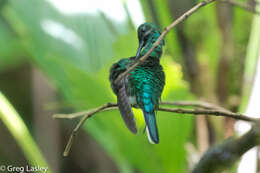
[[53, 100, 259, 156], [58, 103, 117, 156], [114, 0, 216, 84], [158, 107, 256, 122], [192, 122, 260, 173], [53, 103, 117, 119], [161, 101, 226, 110]]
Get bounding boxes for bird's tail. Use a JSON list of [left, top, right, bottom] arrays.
[[141, 93, 159, 144]]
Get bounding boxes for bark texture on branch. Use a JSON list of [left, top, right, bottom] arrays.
[[192, 123, 260, 173]]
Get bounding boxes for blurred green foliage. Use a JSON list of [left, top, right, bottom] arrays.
[[0, 0, 257, 172], [1, 0, 193, 172], [0, 92, 50, 172]]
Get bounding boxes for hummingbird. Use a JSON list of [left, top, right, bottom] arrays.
[[109, 23, 165, 144]]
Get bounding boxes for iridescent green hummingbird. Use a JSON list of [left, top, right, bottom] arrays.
[[109, 23, 165, 144]]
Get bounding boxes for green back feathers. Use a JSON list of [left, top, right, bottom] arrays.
[[128, 64, 165, 107]]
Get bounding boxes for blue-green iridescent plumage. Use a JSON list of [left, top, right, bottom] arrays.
[[109, 23, 165, 144]]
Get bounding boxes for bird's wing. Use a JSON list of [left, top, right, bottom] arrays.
[[117, 79, 138, 134]]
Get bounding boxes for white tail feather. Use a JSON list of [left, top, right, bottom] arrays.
[[146, 127, 155, 144]]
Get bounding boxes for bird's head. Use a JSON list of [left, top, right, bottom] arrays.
[[136, 23, 164, 58]]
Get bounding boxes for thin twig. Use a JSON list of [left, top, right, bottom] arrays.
[[158, 107, 257, 122], [54, 101, 257, 123], [114, 0, 259, 85], [53, 105, 118, 119], [55, 100, 258, 156], [62, 103, 117, 156], [53, 110, 93, 119], [222, 0, 260, 15], [53, 100, 227, 120], [114, 0, 216, 84]]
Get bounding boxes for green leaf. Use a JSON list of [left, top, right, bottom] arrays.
[[0, 91, 50, 172]]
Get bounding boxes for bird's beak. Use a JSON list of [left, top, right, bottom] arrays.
[[136, 40, 144, 58]]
